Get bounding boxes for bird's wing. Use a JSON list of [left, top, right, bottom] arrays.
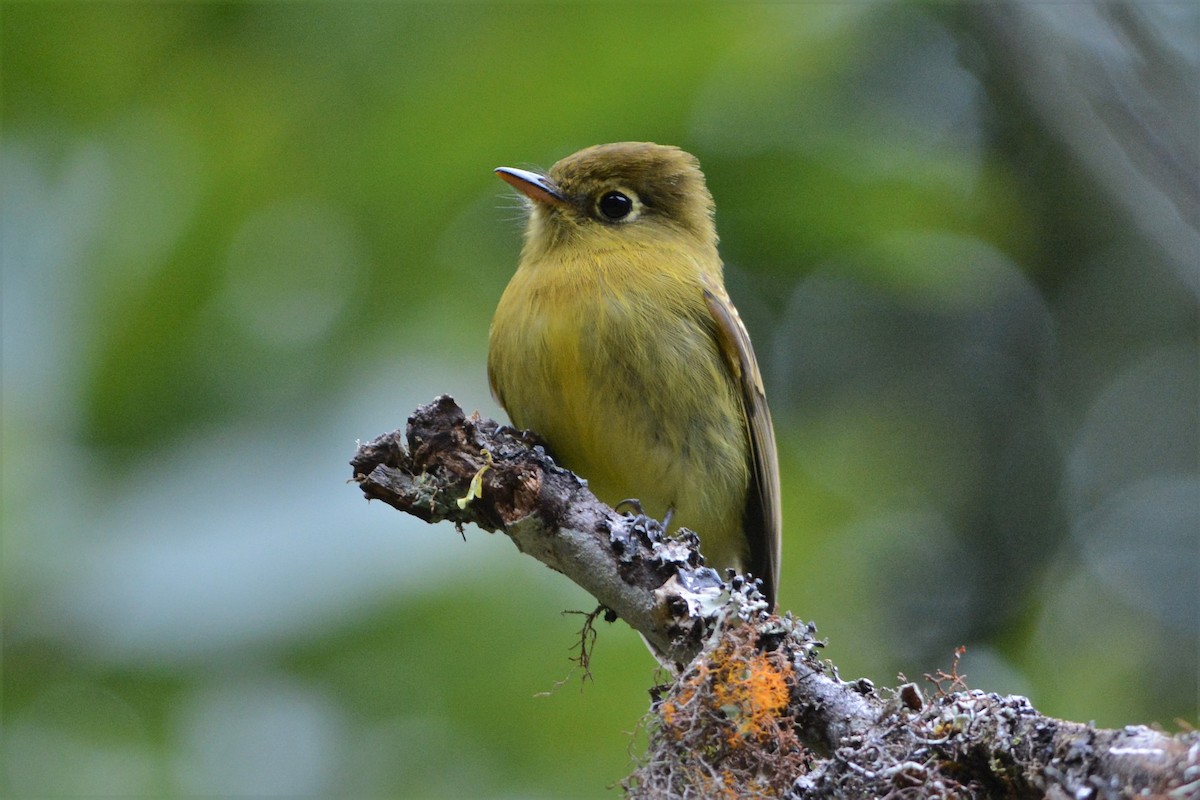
[[703, 286, 782, 608]]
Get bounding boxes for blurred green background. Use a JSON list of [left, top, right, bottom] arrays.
[[3, 3, 1197, 797]]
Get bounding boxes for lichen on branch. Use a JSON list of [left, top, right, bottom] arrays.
[[351, 396, 1199, 799]]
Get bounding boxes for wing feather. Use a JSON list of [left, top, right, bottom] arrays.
[[703, 286, 782, 607]]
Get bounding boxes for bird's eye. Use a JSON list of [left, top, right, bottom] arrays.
[[597, 191, 634, 221]]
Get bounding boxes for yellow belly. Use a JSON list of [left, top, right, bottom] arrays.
[[488, 253, 751, 575]]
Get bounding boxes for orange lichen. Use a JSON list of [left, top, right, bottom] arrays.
[[631, 624, 808, 798], [711, 650, 790, 746]]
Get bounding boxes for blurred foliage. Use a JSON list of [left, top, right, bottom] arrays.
[[2, 3, 1196, 798]]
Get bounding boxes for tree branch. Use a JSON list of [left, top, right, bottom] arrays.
[[351, 396, 1198, 799]]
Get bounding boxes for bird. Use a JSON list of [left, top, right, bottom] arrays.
[[488, 142, 781, 607]]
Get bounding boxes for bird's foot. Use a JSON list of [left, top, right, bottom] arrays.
[[614, 499, 674, 534]]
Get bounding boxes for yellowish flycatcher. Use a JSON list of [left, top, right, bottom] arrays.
[[489, 142, 781, 606]]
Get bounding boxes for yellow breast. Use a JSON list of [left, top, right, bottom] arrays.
[[487, 240, 752, 574]]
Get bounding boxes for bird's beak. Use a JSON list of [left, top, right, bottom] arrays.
[[495, 166, 566, 207]]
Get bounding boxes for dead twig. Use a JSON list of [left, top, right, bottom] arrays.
[[352, 396, 1199, 799]]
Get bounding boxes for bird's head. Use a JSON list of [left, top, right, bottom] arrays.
[[496, 142, 718, 256]]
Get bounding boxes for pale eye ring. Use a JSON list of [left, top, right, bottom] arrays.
[[597, 191, 634, 221]]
